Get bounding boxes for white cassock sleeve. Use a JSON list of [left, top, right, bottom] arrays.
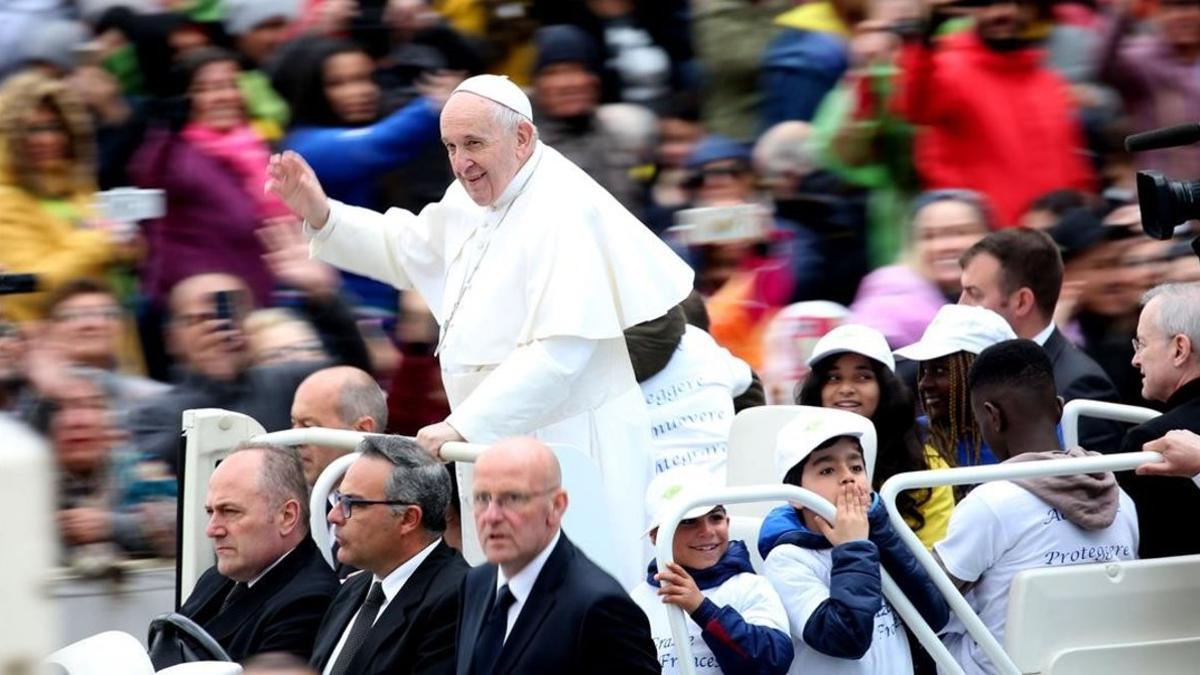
[[306, 199, 451, 319], [444, 336, 598, 443]]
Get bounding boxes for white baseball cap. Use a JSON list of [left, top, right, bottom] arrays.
[[893, 304, 1016, 362], [806, 323, 896, 372], [644, 464, 723, 537], [451, 74, 533, 120], [774, 406, 878, 483]]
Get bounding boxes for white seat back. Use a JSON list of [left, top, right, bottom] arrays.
[[728, 516, 765, 574], [1045, 637, 1200, 675], [725, 406, 805, 517], [1006, 555, 1200, 674], [45, 631, 156, 675], [1, 417, 57, 661]]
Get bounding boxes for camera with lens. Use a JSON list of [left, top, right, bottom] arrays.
[[1135, 171, 1200, 241], [1127, 123, 1200, 247]]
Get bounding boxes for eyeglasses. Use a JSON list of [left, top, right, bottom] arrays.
[[472, 486, 559, 512], [52, 307, 123, 323], [1132, 335, 1174, 355], [332, 491, 416, 520]]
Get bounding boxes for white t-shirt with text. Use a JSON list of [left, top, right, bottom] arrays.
[[933, 480, 1139, 675], [640, 326, 753, 477]]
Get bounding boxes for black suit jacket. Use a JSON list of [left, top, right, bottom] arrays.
[[454, 534, 660, 675], [1117, 378, 1200, 558], [179, 537, 339, 662], [310, 540, 468, 675], [1044, 327, 1124, 453]]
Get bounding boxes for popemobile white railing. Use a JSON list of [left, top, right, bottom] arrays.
[[653, 485, 966, 675], [1060, 399, 1159, 449], [878, 450, 1163, 675]]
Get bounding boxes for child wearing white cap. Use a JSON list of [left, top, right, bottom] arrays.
[[758, 407, 949, 675], [797, 324, 955, 548], [631, 466, 794, 675], [895, 304, 1016, 469]]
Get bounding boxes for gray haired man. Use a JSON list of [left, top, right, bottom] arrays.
[[1120, 282, 1200, 558], [309, 437, 468, 675]]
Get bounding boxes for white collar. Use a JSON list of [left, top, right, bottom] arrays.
[[496, 530, 561, 605], [247, 544, 296, 588], [488, 141, 543, 212], [376, 538, 442, 605], [1032, 322, 1056, 347]]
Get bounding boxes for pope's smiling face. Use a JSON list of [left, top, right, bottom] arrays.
[[441, 93, 535, 206]]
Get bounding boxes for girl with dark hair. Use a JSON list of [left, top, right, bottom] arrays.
[[796, 324, 954, 548]]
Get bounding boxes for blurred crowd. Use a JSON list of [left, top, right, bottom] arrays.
[[0, 0, 1198, 577]]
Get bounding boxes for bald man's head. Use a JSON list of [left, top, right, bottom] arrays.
[[291, 366, 387, 486], [472, 437, 567, 576]]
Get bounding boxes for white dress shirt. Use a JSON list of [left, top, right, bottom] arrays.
[[1032, 321, 1056, 347], [495, 530, 561, 639], [322, 538, 442, 674]]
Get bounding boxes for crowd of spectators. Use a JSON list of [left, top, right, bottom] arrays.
[[3, 0, 1200, 673]]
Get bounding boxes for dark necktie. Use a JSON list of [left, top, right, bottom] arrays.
[[218, 582, 247, 615], [471, 585, 516, 675], [328, 581, 386, 675]]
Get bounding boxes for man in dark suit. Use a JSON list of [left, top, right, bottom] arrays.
[[180, 443, 338, 662], [959, 228, 1123, 452], [310, 436, 468, 675], [1118, 282, 1200, 558], [455, 437, 659, 675]]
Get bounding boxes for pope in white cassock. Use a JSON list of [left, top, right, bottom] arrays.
[[266, 74, 694, 585]]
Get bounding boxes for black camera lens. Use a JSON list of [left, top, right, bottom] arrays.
[[1136, 170, 1200, 239]]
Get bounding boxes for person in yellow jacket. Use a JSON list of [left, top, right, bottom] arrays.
[[0, 70, 131, 323]]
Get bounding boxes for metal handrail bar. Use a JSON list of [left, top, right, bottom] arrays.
[[878, 451, 1161, 675], [1060, 399, 1158, 448]]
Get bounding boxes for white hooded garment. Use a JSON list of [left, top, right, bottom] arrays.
[[308, 140, 694, 585]]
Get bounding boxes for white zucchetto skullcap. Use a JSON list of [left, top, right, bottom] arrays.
[[451, 74, 533, 120]]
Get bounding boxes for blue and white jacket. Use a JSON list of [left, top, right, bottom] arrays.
[[757, 495, 950, 674], [631, 541, 795, 675]]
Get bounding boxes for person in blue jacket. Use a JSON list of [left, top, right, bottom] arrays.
[[632, 465, 794, 675], [759, 406, 949, 674], [269, 37, 457, 319]]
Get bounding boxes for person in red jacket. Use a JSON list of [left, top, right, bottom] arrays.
[[891, 0, 1095, 227]]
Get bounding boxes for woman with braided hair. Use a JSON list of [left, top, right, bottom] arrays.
[[920, 350, 985, 467], [895, 305, 1016, 471]]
